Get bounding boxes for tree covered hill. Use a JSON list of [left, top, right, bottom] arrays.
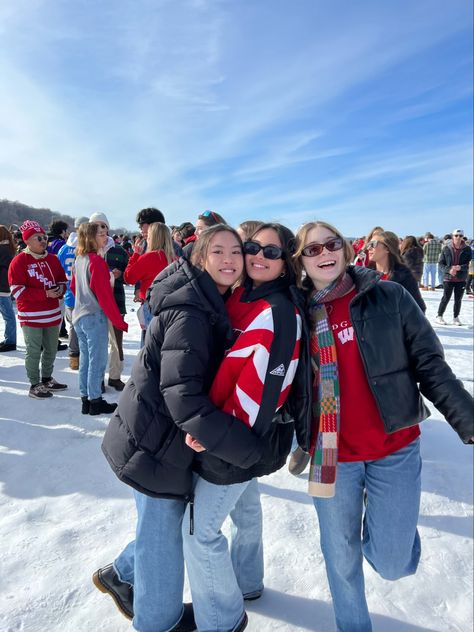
[[0, 199, 75, 232], [0, 199, 132, 235]]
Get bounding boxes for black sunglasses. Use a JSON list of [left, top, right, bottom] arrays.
[[301, 237, 343, 257], [243, 240, 284, 260]]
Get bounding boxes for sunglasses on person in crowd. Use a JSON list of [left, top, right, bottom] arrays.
[[367, 240, 382, 249], [200, 210, 220, 223], [95, 223, 108, 231], [301, 237, 344, 257], [243, 240, 284, 260], [34, 235, 48, 242]]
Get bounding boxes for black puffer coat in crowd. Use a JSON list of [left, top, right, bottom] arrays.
[[101, 259, 263, 500]]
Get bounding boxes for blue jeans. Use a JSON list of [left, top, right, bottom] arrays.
[[183, 476, 264, 632], [74, 311, 109, 400], [114, 491, 186, 632], [313, 438, 421, 632], [422, 263, 437, 289], [0, 295, 17, 344]]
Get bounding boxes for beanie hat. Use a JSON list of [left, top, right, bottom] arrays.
[[20, 220, 46, 242], [74, 216, 89, 228], [452, 228, 464, 236], [89, 212, 110, 229]]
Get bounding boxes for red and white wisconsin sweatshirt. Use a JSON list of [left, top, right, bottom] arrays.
[[209, 286, 301, 429], [8, 251, 67, 328]]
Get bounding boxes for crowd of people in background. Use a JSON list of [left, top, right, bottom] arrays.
[[0, 209, 473, 632]]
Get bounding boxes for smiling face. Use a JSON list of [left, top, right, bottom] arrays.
[[301, 225, 346, 290], [202, 230, 244, 293], [245, 228, 285, 287]]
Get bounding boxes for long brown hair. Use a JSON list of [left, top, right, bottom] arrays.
[[0, 225, 16, 256], [76, 223, 100, 256]]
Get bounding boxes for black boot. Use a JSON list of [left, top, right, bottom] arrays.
[[81, 397, 90, 414], [92, 564, 133, 620], [171, 603, 197, 632], [89, 398, 117, 415]]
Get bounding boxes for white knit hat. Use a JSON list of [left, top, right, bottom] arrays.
[[89, 212, 110, 229], [74, 216, 89, 228]]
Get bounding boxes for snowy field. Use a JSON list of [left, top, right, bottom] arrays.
[[0, 287, 472, 632]]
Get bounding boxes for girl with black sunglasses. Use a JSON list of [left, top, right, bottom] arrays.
[[183, 222, 310, 631]]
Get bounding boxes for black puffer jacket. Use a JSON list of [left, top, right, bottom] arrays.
[[337, 266, 472, 443], [101, 259, 263, 499]]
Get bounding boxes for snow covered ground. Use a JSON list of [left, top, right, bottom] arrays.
[[0, 287, 472, 632]]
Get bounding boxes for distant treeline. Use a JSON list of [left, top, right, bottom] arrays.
[[0, 199, 131, 235]]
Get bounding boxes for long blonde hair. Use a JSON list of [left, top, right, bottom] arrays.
[[147, 222, 174, 264], [76, 223, 100, 256]]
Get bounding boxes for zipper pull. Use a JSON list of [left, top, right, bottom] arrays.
[[189, 494, 194, 535]]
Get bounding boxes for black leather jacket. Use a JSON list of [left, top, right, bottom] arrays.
[[298, 266, 473, 450]]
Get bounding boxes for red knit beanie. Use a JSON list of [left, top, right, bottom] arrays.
[[20, 220, 46, 242]]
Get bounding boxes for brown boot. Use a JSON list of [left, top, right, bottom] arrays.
[[69, 356, 79, 370]]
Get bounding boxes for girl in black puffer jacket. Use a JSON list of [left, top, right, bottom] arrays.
[[97, 226, 262, 632]]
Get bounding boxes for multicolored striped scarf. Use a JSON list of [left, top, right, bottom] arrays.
[[307, 272, 354, 497]]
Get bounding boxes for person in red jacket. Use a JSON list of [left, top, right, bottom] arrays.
[[71, 223, 128, 416], [123, 222, 175, 344], [8, 220, 68, 399]]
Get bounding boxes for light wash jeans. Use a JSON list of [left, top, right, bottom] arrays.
[[313, 438, 421, 632], [422, 262, 437, 289], [183, 476, 264, 632], [0, 295, 17, 344], [74, 311, 108, 400], [114, 491, 186, 632]]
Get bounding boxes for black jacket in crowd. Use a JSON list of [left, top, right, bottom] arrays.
[[438, 242, 472, 282], [0, 244, 14, 294], [300, 266, 473, 447], [389, 262, 426, 313], [101, 258, 263, 500], [402, 245, 424, 282]]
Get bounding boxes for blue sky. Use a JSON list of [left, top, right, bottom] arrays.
[[0, 0, 472, 237]]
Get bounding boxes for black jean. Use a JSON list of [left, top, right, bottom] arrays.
[[437, 282, 466, 318]]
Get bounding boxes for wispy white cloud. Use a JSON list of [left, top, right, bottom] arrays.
[[0, 0, 471, 237]]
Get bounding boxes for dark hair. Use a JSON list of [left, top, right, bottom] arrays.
[[197, 210, 227, 228], [400, 235, 421, 255], [136, 207, 165, 225], [50, 220, 68, 237], [191, 224, 243, 268], [0, 225, 16, 256], [178, 222, 195, 239], [249, 222, 297, 284]]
